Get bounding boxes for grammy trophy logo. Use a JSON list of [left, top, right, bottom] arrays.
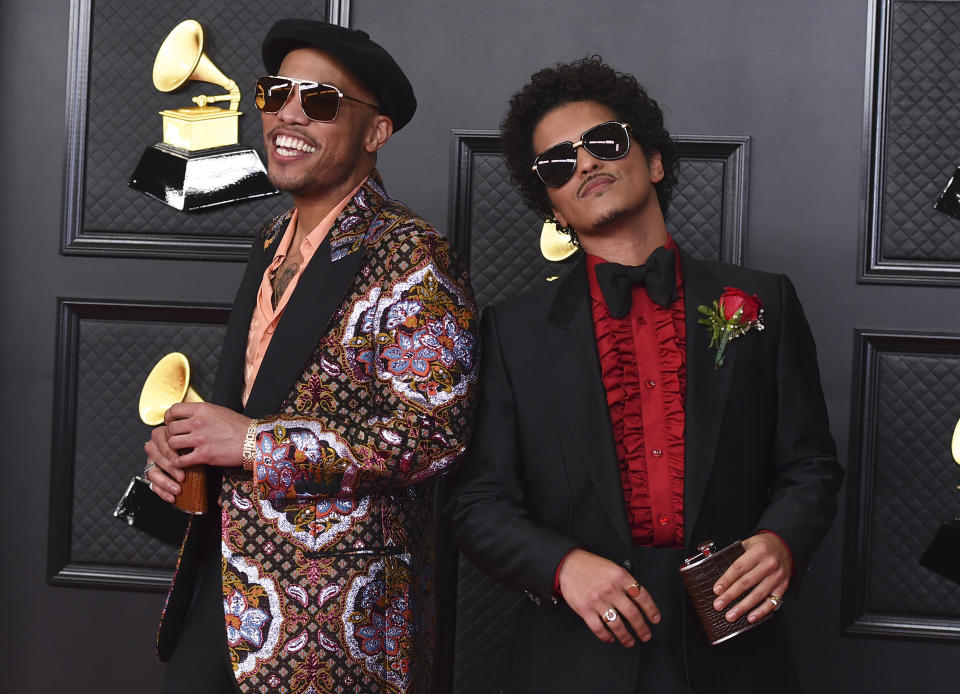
[[128, 19, 277, 211]]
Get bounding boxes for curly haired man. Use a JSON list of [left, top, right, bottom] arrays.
[[447, 57, 842, 693]]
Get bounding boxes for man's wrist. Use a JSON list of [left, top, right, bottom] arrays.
[[242, 419, 259, 470], [553, 546, 581, 598], [757, 529, 795, 578]]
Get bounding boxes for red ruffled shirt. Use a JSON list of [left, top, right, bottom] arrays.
[[552, 240, 794, 592], [587, 238, 686, 548], [553, 237, 796, 596]]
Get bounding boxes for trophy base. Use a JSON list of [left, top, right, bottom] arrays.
[[129, 143, 278, 211], [113, 476, 189, 546], [921, 519, 960, 584], [934, 165, 960, 220]]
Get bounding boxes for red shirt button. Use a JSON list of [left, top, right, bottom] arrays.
[[646, 380, 656, 388], [659, 516, 669, 525], [652, 448, 663, 457]]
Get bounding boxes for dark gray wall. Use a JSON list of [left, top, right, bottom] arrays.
[[1, 2, 242, 692], [4, 0, 958, 691]]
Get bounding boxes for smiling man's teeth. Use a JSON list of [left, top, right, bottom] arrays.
[[275, 135, 317, 155]]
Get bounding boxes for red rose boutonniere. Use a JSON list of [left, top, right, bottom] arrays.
[[697, 287, 764, 368]]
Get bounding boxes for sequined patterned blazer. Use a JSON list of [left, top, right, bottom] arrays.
[[157, 174, 479, 694]]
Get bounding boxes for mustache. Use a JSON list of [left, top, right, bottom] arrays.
[[577, 173, 615, 197]]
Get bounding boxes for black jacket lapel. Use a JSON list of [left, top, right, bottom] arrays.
[[243, 242, 365, 418], [243, 176, 384, 418], [682, 252, 736, 545], [538, 258, 632, 548], [212, 227, 281, 410]]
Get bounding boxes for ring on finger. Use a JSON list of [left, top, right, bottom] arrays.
[[766, 594, 783, 610], [602, 608, 618, 623], [143, 460, 157, 478], [624, 582, 642, 597]]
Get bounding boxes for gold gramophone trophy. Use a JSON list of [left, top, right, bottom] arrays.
[[538, 220, 579, 284], [540, 220, 579, 262], [920, 417, 960, 584], [128, 19, 276, 211], [138, 352, 207, 515]]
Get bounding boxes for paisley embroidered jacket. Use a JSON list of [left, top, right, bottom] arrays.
[[157, 174, 479, 694]]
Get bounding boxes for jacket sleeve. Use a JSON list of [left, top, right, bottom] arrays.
[[249, 230, 480, 502], [752, 274, 844, 576], [444, 304, 580, 604]]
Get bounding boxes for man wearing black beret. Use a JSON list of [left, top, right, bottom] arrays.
[[143, 19, 479, 693]]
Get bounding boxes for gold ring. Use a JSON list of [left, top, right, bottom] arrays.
[[602, 608, 618, 622], [767, 594, 783, 610], [624, 582, 642, 597]]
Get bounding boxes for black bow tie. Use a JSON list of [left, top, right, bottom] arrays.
[[594, 247, 677, 317]]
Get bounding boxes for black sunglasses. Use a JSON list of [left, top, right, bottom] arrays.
[[531, 121, 632, 188], [255, 75, 381, 122]]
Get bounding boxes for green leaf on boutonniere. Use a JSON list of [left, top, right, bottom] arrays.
[[698, 288, 765, 369]]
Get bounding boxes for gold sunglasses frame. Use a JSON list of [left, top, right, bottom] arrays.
[[255, 75, 381, 122], [530, 121, 632, 187]]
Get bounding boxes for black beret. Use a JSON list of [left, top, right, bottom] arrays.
[[262, 18, 417, 132]]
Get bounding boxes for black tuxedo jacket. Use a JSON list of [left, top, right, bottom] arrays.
[[447, 251, 843, 693]]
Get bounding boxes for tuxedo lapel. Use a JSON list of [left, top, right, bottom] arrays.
[[242, 176, 386, 418], [244, 242, 366, 418], [681, 252, 736, 545], [538, 258, 632, 548], [212, 220, 285, 410]]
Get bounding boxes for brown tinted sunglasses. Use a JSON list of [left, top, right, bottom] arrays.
[[255, 76, 380, 122]]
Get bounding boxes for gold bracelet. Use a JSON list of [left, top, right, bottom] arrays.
[[242, 419, 259, 471]]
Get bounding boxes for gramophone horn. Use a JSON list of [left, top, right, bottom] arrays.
[[540, 220, 579, 262], [139, 352, 203, 426], [952, 416, 960, 464], [152, 19, 239, 109]]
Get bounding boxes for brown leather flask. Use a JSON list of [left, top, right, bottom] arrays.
[[679, 540, 772, 645]]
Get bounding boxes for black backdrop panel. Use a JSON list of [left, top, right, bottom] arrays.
[[445, 133, 750, 693], [863, 0, 960, 283], [48, 300, 229, 590], [845, 330, 960, 639], [64, 0, 328, 258], [456, 136, 569, 308]]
